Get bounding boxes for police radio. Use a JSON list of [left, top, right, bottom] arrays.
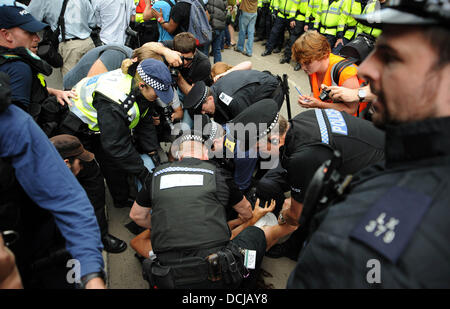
[[300, 150, 353, 228]]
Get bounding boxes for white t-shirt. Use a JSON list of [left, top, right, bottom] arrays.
[[91, 0, 136, 45]]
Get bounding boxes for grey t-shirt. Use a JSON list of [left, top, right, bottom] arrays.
[[63, 44, 132, 89]]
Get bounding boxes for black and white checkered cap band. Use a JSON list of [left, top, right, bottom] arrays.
[[194, 85, 209, 110], [208, 120, 218, 141], [259, 113, 280, 138], [180, 134, 205, 144], [137, 64, 168, 91]]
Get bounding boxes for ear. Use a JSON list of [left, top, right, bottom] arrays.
[[139, 82, 146, 89], [63, 158, 71, 169], [206, 96, 214, 106]]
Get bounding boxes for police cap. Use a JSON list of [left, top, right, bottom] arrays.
[[355, 0, 450, 28], [184, 81, 208, 113], [227, 99, 280, 150]]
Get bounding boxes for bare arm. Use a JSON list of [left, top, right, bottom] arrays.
[[177, 73, 193, 95], [232, 196, 253, 222], [143, 0, 153, 21], [141, 42, 183, 67], [213, 61, 252, 82], [298, 76, 360, 115], [326, 84, 376, 104], [230, 199, 275, 240], [129, 201, 152, 229]]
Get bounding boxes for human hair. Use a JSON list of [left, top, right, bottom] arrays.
[[268, 114, 288, 139], [132, 46, 164, 62], [177, 140, 207, 159], [173, 32, 197, 54], [423, 26, 450, 70], [211, 62, 234, 78], [121, 58, 145, 86], [292, 30, 331, 64]]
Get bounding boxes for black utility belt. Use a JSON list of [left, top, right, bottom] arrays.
[[144, 246, 247, 289]]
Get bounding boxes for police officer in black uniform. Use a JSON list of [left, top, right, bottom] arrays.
[[129, 128, 297, 289], [287, 0, 450, 288], [253, 104, 385, 259], [183, 69, 284, 124]]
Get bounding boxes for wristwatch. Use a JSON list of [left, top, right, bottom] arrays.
[[80, 270, 106, 289], [358, 88, 366, 102]]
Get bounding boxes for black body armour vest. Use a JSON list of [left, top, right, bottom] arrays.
[[151, 159, 231, 254], [0, 47, 51, 119], [283, 108, 385, 175]]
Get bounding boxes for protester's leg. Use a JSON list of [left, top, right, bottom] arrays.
[[231, 226, 266, 289], [130, 229, 152, 258], [58, 37, 95, 76], [237, 12, 249, 52], [245, 12, 257, 56], [212, 29, 225, 63]]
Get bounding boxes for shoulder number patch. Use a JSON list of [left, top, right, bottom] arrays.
[[219, 92, 233, 106], [349, 186, 432, 263]]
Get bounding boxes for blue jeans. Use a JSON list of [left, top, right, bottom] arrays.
[[211, 29, 225, 63], [237, 11, 257, 56]]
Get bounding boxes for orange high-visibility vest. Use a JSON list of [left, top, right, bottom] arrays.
[[310, 53, 367, 116]]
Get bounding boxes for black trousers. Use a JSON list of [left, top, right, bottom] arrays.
[[256, 4, 272, 40], [283, 20, 305, 60], [58, 118, 131, 207], [76, 159, 108, 238], [265, 15, 290, 52]]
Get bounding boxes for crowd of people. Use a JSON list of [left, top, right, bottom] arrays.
[[0, 0, 449, 290]]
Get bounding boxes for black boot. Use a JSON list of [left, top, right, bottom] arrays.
[[261, 49, 272, 56], [102, 234, 127, 253], [279, 57, 290, 64], [294, 63, 302, 71]]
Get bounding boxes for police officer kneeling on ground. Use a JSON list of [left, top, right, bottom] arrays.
[[129, 129, 297, 289], [253, 102, 385, 260], [60, 58, 173, 210], [183, 69, 284, 125], [287, 0, 450, 288]]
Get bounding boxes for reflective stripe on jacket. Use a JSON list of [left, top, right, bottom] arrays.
[[70, 69, 146, 131]]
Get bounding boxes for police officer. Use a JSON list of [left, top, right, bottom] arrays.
[[287, 0, 450, 288], [0, 72, 106, 289], [129, 130, 292, 289], [253, 102, 385, 258], [0, 6, 76, 137], [60, 58, 173, 209], [183, 69, 284, 125]]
